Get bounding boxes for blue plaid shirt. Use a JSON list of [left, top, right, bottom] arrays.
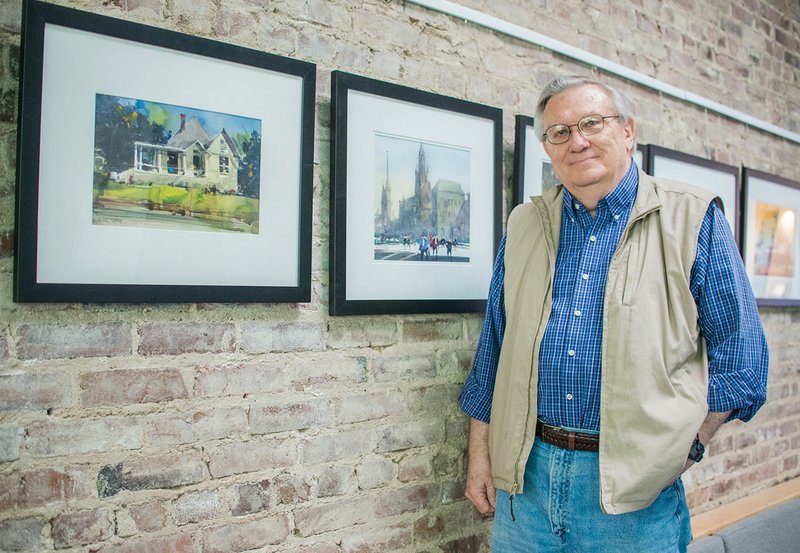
[[460, 162, 768, 431]]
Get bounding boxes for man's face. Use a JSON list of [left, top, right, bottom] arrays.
[[541, 84, 635, 200]]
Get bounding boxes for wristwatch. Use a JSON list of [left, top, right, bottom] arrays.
[[688, 433, 705, 463]]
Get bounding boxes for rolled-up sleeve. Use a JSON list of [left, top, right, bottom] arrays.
[[459, 234, 507, 423], [691, 203, 769, 422]]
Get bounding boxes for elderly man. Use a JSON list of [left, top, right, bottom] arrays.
[[460, 75, 768, 552]]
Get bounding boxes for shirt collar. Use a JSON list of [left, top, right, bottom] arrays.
[[561, 159, 639, 217]]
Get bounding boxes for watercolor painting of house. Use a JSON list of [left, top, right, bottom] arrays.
[[92, 94, 262, 234]]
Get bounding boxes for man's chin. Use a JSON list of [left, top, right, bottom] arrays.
[[562, 171, 608, 189]]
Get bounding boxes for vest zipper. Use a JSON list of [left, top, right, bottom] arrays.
[[597, 201, 658, 513]]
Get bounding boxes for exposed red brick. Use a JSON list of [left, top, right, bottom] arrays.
[[317, 465, 354, 498], [273, 472, 312, 505], [375, 484, 439, 517], [294, 497, 373, 537], [240, 320, 324, 353], [250, 398, 330, 434], [97, 532, 195, 553], [377, 422, 443, 453], [207, 439, 294, 478], [16, 323, 132, 360], [231, 479, 271, 516], [173, 491, 220, 526], [0, 371, 75, 411], [372, 354, 436, 383], [195, 362, 287, 398], [138, 322, 235, 356], [0, 424, 19, 461], [81, 368, 189, 406], [0, 517, 44, 551], [402, 319, 463, 342], [326, 318, 399, 349], [52, 508, 114, 548], [145, 407, 248, 445], [202, 515, 290, 553], [341, 527, 412, 552], [338, 391, 403, 424], [0, 466, 96, 510], [127, 501, 168, 533], [301, 429, 373, 464], [398, 453, 433, 482], [356, 458, 394, 490], [27, 417, 142, 457]]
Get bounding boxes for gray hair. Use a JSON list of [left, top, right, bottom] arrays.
[[533, 75, 635, 139]]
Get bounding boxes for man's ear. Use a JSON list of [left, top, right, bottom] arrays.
[[624, 117, 636, 154]]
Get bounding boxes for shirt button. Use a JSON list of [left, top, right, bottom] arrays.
[[567, 349, 575, 357], [574, 309, 582, 317], [581, 273, 589, 280], [589, 235, 597, 242], [566, 393, 574, 400], [613, 214, 620, 221]]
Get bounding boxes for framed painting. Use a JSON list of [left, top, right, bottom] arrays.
[[646, 145, 741, 245], [330, 71, 502, 315], [742, 168, 800, 306], [14, 0, 315, 303], [512, 115, 558, 205]]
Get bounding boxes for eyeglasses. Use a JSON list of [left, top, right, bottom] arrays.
[[542, 114, 621, 145]]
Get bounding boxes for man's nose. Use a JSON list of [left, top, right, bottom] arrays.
[[568, 129, 591, 150]]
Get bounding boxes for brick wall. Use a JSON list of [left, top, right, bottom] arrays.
[[0, 0, 798, 551]]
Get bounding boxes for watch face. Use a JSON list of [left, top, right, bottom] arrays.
[[689, 437, 705, 462]]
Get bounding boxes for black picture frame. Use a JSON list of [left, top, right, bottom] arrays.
[[14, 0, 316, 303], [741, 167, 800, 307], [512, 115, 557, 206], [646, 145, 741, 246], [635, 143, 649, 174], [330, 71, 502, 315]]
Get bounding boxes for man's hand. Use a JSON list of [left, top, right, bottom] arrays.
[[465, 418, 496, 515]]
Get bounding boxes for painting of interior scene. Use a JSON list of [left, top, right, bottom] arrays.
[[92, 94, 262, 234], [373, 134, 471, 263], [753, 200, 796, 277]]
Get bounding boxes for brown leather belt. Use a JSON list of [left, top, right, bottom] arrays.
[[536, 421, 599, 452]]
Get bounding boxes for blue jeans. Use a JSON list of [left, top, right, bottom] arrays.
[[493, 438, 692, 552]]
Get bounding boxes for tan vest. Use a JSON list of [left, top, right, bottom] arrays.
[[488, 171, 715, 514]]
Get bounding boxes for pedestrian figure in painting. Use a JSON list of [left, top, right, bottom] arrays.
[[419, 234, 429, 260]]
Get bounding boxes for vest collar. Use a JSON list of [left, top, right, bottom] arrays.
[[630, 167, 663, 223]]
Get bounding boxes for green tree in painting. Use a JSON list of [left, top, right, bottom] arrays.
[[93, 95, 171, 178], [237, 129, 261, 199]]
